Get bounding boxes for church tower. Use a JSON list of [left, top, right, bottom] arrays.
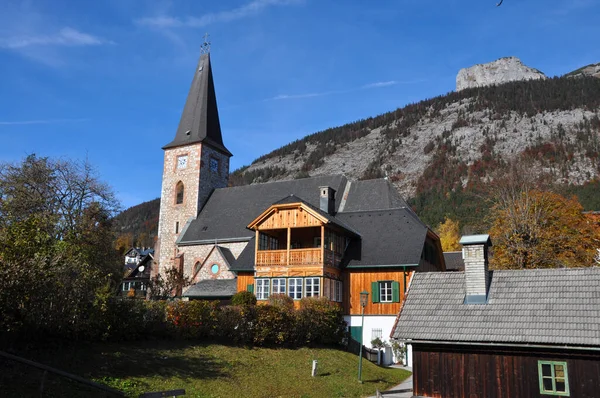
[[155, 42, 232, 277]]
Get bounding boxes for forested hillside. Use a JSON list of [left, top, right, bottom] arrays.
[[113, 198, 159, 250]]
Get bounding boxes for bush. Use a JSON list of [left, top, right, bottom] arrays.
[[297, 297, 346, 345], [166, 300, 219, 339], [267, 293, 294, 310], [253, 305, 296, 346], [232, 291, 257, 306]]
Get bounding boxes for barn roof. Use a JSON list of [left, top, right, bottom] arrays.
[[392, 267, 600, 347]]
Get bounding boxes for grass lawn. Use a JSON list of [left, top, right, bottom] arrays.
[[0, 340, 410, 398]]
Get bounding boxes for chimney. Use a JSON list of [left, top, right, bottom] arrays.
[[319, 186, 336, 215], [460, 234, 492, 304]]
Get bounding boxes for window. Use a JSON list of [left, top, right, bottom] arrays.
[[371, 328, 382, 340], [211, 264, 219, 274], [371, 280, 400, 303], [194, 262, 201, 275], [288, 278, 303, 300], [259, 233, 279, 250], [380, 281, 393, 303], [175, 181, 184, 204], [209, 157, 219, 173], [256, 279, 270, 300], [305, 277, 320, 297], [335, 280, 343, 302], [175, 221, 180, 234], [272, 278, 286, 294], [538, 361, 569, 396]]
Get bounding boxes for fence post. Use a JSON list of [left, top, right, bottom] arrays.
[[39, 370, 48, 397], [311, 360, 318, 377]]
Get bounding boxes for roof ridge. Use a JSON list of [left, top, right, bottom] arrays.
[[216, 174, 347, 191]]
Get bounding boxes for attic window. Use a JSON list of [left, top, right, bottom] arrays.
[[185, 130, 191, 136], [202, 226, 208, 231]]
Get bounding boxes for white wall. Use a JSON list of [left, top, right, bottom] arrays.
[[344, 315, 398, 365]]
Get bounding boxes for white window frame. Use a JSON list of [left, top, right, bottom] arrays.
[[380, 281, 393, 303], [305, 277, 320, 298], [288, 278, 303, 300], [256, 279, 270, 300], [272, 278, 286, 295]]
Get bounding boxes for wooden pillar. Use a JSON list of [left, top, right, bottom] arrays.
[[287, 227, 291, 266], [321, 225, 325, 265], [255, 230, 259, 267]]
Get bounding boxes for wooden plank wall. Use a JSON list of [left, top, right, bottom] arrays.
[[344, 269, 411, 315], [236, 272, 254, 292], [413, 343, 600, 398], [258, 208, 322, 230]]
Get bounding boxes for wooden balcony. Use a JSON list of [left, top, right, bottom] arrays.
[[256, 248, 328, 267]]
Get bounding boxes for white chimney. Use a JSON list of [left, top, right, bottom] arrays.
[[460, 234, 492, 304]]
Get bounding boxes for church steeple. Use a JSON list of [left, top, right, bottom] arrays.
[[162, 43, 232, 156]]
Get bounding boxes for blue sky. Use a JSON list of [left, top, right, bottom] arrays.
[[1, 0, 599, 209]]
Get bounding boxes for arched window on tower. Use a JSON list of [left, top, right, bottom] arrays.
[[175, 181, 184, 204], [194, 261, 202, 276]]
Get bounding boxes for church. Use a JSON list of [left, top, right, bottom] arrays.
[[154, 45, 446, 348]]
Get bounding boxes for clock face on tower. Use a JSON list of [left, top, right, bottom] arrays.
[[177, 155, 188, 169]]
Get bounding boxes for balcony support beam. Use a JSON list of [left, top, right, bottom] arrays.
[[287, 227, 291, 266]]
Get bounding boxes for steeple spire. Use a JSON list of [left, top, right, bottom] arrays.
[[163, 39, 231, 156]]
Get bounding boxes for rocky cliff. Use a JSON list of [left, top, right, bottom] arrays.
[[456, 57, 546, 91], [565, 62, 600, 79]]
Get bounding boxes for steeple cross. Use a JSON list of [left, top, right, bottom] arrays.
[[200, 33, 211, 54]]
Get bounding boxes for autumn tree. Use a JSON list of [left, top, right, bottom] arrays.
[[0, 155, 122, 337], [437, 217, 461, 251], [489, 190, 598, 269]]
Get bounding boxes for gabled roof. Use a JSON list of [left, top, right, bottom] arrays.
[[183, 279, 238, 298], [162, 52, 231, 156], [392, 267, 600, 347], [443, 252, 465, 271], [337, 208, 427, 268], [123, 254, 153, 279], [179, 175, 348, 244], [247, 194, 361, 237], [191, 245, 236, 280]]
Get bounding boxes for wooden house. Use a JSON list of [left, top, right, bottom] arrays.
[[154, 45, 446, 352], [121, 248, 154, 298], [392, 235, 600, 397]]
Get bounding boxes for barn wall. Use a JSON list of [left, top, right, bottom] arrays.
[[412, 343, 600, 398]]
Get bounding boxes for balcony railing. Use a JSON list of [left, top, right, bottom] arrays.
[[256, 248, 329, 267]]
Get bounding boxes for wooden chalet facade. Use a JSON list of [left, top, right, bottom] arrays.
[[392, 235, 600, 397], [155, 46, 447, 354]]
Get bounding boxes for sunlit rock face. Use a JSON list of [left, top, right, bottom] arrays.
[[457, 56, 547, 91]]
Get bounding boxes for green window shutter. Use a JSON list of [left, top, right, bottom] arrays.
[[247, 284, 254, 293], [371, 281, 380, 303], [392, 281, 400, 303]]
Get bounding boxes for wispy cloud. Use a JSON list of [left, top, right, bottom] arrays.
[[266, 79, 425, 101], [135, 0, 303, 29], [0, 118, 89, 126], [0, 27, 112, 49]]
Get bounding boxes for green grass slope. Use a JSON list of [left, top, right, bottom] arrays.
[[1, 341, 410, 398]]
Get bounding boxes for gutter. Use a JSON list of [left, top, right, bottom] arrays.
[[178, 236, 253, 246], [346, 263, 419, 269], [397, 339, 600, 352]]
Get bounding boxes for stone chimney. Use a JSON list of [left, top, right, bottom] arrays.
[[460, 234, 492, 304], [319, 186, 336, 215]]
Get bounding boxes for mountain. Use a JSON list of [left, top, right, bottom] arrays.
[[456, 57, 546, 91], [231, 68, 600, 228], [113, 198, 160, 247], [115, 60, 600, 239], [565, 62, 600, 79]]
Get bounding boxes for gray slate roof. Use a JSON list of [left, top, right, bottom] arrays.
[[392, 267, 600, 347], [443, 251, 465, 271], [183, 279, 238, 298], [163, 53, 231, 156], [337, 208, 427, 267], [180, 175, 347, 243], [179, 175, 429, 270]]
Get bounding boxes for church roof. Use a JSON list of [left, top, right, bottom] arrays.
[[162, 52, 232, 156]]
